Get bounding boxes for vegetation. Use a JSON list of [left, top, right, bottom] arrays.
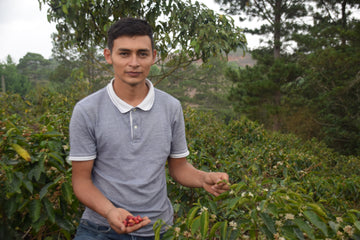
[[1, 85, 359, 239], [0, 0, 359, 239]]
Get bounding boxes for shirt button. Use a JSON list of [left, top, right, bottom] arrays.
[[134, 125, 138, 129]]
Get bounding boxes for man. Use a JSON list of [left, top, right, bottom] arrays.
[[69, 18, 229, 240]]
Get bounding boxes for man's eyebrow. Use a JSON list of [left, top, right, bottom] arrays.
[[116, 48, 151, 52], [116, 48, 131, 52]]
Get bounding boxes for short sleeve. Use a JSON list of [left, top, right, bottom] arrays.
[[68, 104, 97, 161], [169, 104, 189, 159]]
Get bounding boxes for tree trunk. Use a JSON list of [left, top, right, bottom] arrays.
[[273, 0, 282, 59], [341, 0, 347, 46]]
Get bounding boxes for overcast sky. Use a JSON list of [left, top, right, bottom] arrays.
[[0, 0, 56, 63], [0, 0, 259, 63]]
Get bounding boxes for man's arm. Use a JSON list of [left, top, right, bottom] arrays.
[[71, 160, 150, 233], [167, 157, 230, 196]]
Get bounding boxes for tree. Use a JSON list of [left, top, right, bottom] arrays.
[[17, 52, 51, 82], [294, 0, 360, 52], [38, 0, 246, 84], [214, 0, 309, 58], [0, 56, 31, 95], [227, 51, 302, 130]]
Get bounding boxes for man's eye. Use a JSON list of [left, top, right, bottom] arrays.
[[119, 52, 128, 56], [139, 52, 149, 57]]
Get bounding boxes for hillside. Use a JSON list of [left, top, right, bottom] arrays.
[[227, 51, 256, 67]]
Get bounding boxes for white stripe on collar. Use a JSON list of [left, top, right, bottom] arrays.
[[106, 78, 155, 113]]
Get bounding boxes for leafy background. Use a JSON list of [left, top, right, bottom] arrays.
[[1, 0, 360, 239], [1, 82, 359, 239]]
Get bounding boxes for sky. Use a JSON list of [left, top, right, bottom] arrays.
[[0, 0, 56, 63], [0, 0, 259, 64]]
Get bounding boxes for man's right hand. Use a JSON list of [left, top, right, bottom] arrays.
[[106, 207, 151, 234]]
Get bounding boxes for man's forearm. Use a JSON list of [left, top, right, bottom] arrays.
[[73, 177, 116, 219], [168, 158, 207, 188]]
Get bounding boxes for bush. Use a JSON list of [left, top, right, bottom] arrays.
[[1, 91, 359, 239]]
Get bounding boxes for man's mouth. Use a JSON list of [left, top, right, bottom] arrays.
[[127, 72, 141, 77]]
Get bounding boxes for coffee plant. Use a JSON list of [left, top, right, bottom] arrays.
[[1, 88, 359, 239]]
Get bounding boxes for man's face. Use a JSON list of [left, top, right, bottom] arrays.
[[104, 35, 156, 86]]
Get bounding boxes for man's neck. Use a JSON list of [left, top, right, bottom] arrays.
[[112, 79, 149, 107]]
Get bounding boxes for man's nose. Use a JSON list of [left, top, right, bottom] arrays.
[[129, 55, 140, 67]]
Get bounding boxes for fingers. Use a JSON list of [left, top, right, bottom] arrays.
[[204, 172, 230, 196], [111, 215, 151, 234]]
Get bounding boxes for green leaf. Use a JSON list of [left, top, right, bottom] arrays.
[[55, 215, 73, 231], [62, 181, 73, 204], [221, 221, 228, 240], [354, 221, 360, 232], [43, 198, 55, 223], [48, 152, 64, 165], [209, 222, 222, 239], [5, 198, 17, 219], [23, 180, 33, 193], [153, 219, 164, 240], [200, 210, 209, 239], [303, 210, 328, 237], [191, 216, 201, 235], [28, 158, 45, 181], [259, 212, 276, 234], [294, 217, 315, 240], [328, 221, 340, 234], [306, 203, 327, 217], [186, 206, 200, 228], [29, 199, 42, 222], [9, 172, 22, 194], [62, 4, 68, 14], [40, 182, 55, 199], [293, 227, 305, 240]]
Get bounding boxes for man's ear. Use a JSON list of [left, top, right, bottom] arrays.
[[152, 49, 157, 64], [104, 48, 113, 64]]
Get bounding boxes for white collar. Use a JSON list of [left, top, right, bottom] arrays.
[[106, 78, 155, 113]]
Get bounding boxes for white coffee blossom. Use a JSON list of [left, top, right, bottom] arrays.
[[344, 225, 354, 236], [285, 213, 295, 220], [183, 231, 191, 238], [229, 221, 237, 230], [275, 220, 283, 227]]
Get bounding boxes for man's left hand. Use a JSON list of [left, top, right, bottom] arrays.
[[203, 172, 230, 196]]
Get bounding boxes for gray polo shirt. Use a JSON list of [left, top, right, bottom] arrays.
[[69, 79, 189, 236]]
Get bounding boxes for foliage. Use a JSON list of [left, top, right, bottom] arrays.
[[227, 53, 303, 131], [38, 0, 246, 79], [225, 2, 360, 155], [214, 0, 309, 58], [0, 92, 80, 239], [0, 56, 31, 96], [155, 56, 234, 117], [17, 52, 53, 83], [294, 1, 360, 52], [289, 45, 360, 155], [157, 108, 360, 239], [1, 87, 360, 239]]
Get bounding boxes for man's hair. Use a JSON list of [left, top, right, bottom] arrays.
[[107, 18, 154, 52]]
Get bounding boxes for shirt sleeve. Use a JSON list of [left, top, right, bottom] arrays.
[[68, 103, 97, 161], [169, 104, 189, 159]]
